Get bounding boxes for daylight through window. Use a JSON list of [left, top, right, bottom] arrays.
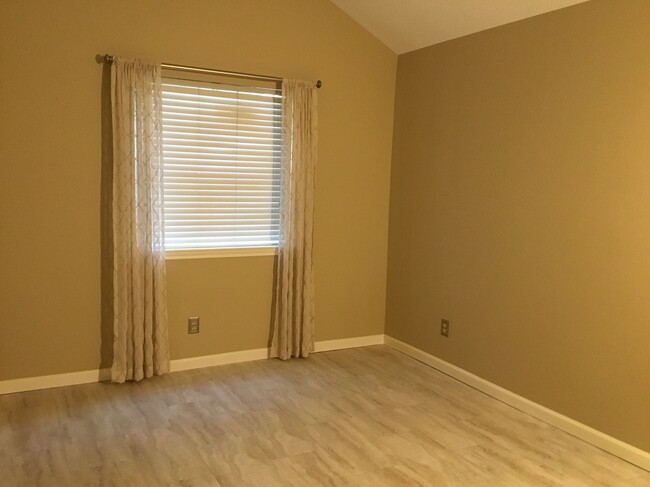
[[161, 77, 281, 251]]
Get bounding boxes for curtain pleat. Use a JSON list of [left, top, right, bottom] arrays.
[[271, 79, 318, 360], [110, 58, 169, 382]]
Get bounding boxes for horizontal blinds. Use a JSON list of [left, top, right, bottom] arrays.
[[161, 79, 282, 250]]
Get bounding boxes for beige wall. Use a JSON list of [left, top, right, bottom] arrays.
[[387, 0, 650, 451], [0, 0, 396, 380]]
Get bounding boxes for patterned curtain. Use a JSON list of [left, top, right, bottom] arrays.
[[271, 79, 318, 359], [110, 58, 169, 382]]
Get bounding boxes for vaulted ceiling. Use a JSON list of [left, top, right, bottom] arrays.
[[330, 0, 589, 54]]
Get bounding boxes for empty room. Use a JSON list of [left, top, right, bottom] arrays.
[[1, 0, 649, 485]]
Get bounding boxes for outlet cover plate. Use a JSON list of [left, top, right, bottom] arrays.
[[441, 319, 450, 337], [188, 317, 200, 334]]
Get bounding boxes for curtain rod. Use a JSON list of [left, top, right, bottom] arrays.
[[102, 54, 322, 88]]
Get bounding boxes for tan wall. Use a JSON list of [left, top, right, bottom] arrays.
[[387, 0, 650, 451], [0, 0, 396, 380]]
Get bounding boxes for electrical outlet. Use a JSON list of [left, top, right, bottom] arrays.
[[188, 317, 200, 334], [440, 319, 450, 337]]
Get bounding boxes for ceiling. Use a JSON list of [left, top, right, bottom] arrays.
[[329, 0, 589, 54]]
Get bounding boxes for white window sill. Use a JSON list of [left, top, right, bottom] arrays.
[[165, 247, 278, 260]]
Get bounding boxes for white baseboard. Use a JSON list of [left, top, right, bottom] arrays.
[[384, 335, 650, 472], [0, 368, 112, 395], [170, 346, 270, 373], [0, 334, 386, 395], [313, 334, 385, 352]]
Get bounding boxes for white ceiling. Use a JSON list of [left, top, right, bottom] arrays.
[[330, 0, 589, 54]]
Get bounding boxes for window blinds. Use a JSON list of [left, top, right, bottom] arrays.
[[161, 78, 282, 251]]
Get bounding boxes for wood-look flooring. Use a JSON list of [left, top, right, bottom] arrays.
[[1, 346, 648, 486]]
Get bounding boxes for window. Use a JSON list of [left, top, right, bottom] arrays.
[[161, 75, 281, 254]]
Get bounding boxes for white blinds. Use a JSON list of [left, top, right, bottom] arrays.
[[161, 78, 282, 251]]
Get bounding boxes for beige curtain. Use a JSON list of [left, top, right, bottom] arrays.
[[110, 58, 169, 382], [271, 79, 318, 359]]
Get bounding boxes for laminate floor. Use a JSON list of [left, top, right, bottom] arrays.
[[1, 346, 648, 486]]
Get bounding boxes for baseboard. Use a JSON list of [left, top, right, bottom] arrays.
[[0, 368, 112, 395], [170, 347, 270, 373], [384, 335, 650, 472], [0, 334, 386, 395], [313, 334, 385, 352]]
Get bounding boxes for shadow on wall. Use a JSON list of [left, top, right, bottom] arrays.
[[267, 256, 279, 350], [99, 61, 113, 370]]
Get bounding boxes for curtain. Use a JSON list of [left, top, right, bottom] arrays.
[[271, 79, 318, 360], [110, 58, 169, 382]]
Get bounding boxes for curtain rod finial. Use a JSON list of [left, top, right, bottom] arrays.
[[316, 80, 322, 89]]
